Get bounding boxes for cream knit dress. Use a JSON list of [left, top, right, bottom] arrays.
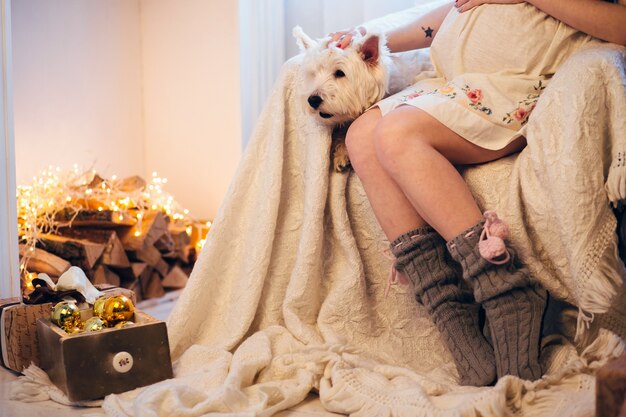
[[376, 3, 595, 150]]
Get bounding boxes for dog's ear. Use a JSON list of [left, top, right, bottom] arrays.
[[293, 26, 318, 51], [358, 35, 380, 65]]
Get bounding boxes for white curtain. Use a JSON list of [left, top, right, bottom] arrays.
[[239, 0, 423, 148], [239, 0, 285, 148]]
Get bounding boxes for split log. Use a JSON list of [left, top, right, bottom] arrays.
[[132, 263, 152, 301], [143, 271, 165, 299], [94, 283, 138, 304], [72, 198, 111, 211], [58, 228, 130, 268], [113, 262, 150, 302], [162, 265, 188, 289], [92, 265, 121, 287], [55, 208, 136, 228], [121, 277, 144, 302], [131, 262, 149, 280], [161, 250, 180, 260], [169, 226, 191, 263], [117, 175, 146, 193], [18, 245, 71, 277], [155, 232, 175, 253], [119, 210, 168, 251], [37, 234, 106, 272], [188, 221, 210, 249], [131, 245, 169, 277]]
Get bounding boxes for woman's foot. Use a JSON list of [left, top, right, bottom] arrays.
[[447, 218, 547, 380], [391, 226, 496, 386]]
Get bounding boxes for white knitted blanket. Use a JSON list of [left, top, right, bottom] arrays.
[[91, 37, 626, 416]]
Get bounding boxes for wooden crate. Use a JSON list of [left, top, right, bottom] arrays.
[[37, 310, 172, 402], [0, 287, 136, 373]]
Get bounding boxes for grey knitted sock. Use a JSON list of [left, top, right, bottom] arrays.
[[391, 226, 496, 386], [447, 220, 547, 381]]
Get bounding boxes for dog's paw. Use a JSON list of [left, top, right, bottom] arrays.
[[333, 142, 351, 173]]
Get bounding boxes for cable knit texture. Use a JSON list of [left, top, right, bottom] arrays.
[[13, 9, 620, 416], [448, 220, 547, 380], [390, 227, 496, 386]]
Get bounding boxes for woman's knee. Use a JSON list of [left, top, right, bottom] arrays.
[[345, 109, 381, 170], [373, 113, 432, 172]]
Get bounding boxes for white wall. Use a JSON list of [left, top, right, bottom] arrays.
[[11, 0, 242, 220], [139, 0, 241, 219], [11, 0, 145, 183], [284, 0, 419, 59]]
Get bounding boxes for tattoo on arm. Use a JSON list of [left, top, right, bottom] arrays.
[[421, 26, 434, 38]]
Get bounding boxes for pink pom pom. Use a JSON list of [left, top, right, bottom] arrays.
[[479, 236, 507, 260], [488, 221, 509, 240], [483, 210, 499, 223]]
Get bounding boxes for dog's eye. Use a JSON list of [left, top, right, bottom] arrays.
[[334, 70, 345, 78]]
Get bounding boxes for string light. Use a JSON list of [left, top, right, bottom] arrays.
[[16, 167, 207, 289]]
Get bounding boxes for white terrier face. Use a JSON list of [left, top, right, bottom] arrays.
[[293, 26, 390, 126]]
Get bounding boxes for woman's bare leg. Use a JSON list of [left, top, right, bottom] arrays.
[[346, 105, 536, 385], [345, 107, 427, 241], [346, 105, 525, 242], [373, 105, 525, 240], [348, 105, 543, 382]]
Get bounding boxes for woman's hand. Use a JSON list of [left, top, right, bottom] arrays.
[[328, 26, 367, 49], [454, 0, 525, 12]]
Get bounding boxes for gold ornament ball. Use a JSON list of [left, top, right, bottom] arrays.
[[113, 320, 135, 329], [67, 326, 84, 335], [51, 302, 81, 330], [103, 295, 135, 323], [83, 316, 107, 332], [93, 296, 109, 318]]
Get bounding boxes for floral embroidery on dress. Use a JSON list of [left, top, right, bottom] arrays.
[[401, 89, 425, 102], [433, 84, 457, 99], [503, 80, 545, 126], [461, 85, 492, 115]]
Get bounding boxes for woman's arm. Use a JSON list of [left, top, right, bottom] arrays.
[[331, 2, 454, 52], [385, 2, 455, 52], [456, 0, 626, 45]]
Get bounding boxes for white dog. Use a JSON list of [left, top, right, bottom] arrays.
[[293, 26, 422, 171]]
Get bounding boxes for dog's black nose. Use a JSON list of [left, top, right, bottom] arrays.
[[308, 95, 322, 109]]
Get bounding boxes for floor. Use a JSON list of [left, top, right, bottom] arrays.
[[0, 292, 343, 417]]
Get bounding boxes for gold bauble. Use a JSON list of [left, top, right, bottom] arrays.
[[103, 295, 135, 323], [83, 316, 107, 332], [93, 296, 109, 318], [113, 320, 135, 329], [51, 302, 81, 332], [67, 326, 84, 335]]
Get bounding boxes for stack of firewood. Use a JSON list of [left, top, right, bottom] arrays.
[[18, 171, 209, 301]]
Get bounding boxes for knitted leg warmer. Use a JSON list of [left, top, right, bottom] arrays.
[[391, 226, 496, 386], [447, 220, 547, 381]]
